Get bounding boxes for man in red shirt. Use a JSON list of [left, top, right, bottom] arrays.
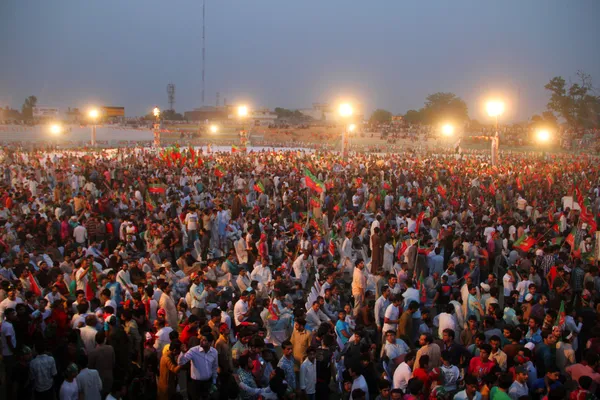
[[468, 343, 496, 385], [179, 314, 199, 347]]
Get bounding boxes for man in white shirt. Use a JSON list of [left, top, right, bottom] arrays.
[[178, 333, 218, 397], [1, 308, 17, 365], [299, 347, 317, 399], [0, 286, 23, 321], [351, 259, 367, 316], [233, 292, 251, 326], [392, 351, 416, 391], [292, 253, 309, 286], [383, 330, 409, 374], [73, 223, 88, 245], [374, 286, 391, 333], [383, 296, 402, 338], [250, 257, 272, 287], [189, 273, 206, 317], [508, 366, 529, 399], [349, 364, 370, 400], [236, 268, 251, 292], [153, 319, 173, 355], [433, 304, 458, 339], [305, 302, 331, 331], [79, 315, 99, 354]]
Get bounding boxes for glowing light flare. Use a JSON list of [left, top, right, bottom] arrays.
[[338, 103, 353, 118], [537, 129, 550, 142], [88, 109, 99, 119], [210, 125, 218, 133], [50, 124, 63, 135], [237, 105, 249, 118], [486, 101, 505, 118], [442, 124, 454, 136], [153, 107, 160, 117], [348, 124, 356, 132]]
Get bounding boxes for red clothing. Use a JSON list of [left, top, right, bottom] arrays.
[[412, 367, 431, 392], [179, 324, 197, 346], [468, 357, 496, 377]]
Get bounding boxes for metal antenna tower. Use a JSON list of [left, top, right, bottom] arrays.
[[167, 83, 175, 111], [216, 92, 220, 107], [201, 0, 206, 106]]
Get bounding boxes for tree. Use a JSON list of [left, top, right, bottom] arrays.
[[369, 109, 392, 124], [420, 92, 469, 124], [403, 109, 424, 124], [21, 95, 37, 120], [545, 71, 600, 128], [161, 109, 185, 121]]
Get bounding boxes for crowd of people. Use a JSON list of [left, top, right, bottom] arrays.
[[0, 144, 600, 400]]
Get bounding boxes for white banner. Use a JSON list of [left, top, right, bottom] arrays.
[[33, 107, 59, 117]]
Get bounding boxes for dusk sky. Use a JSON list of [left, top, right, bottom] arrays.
[[1, 0, 599, 122]]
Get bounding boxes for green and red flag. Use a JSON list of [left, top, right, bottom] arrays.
[[85, 266, 97, 302], [145, 192, 156, 212], [546, 174, 554, 191], [397, 240, 408, 260], [232, 144, 239, 153], [516, 177, 523, 191], [214, 164, 226, 178], [565, 227, 577, 250], [333, 201, 342, 213], [309, 196, 321, 208], [415, 212, 425, 235], [514, 235, 537, 252], [383, 181, 391, 191], [253, 181, 265, 194], [554, 300, 566, 328], [437, 185, 447, 199], [28, 271, 42, 297], [549, 237, 563, 246], [304, 167, 325, 194], [148, 183, 167, 195]]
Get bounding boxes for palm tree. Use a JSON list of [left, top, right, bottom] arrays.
[[21, 95, 38, 120]]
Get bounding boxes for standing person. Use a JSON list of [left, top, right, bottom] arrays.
[[290, 319, 312, 371], [300, 347, 317, 400], [352, 259, 367, 316], [59, 363, 80, 400], [1, 307, 17, 398], [374, 286, 391, 337], [178, 333, 218, 399], [392, 351, 416, 391], [88, 331, 115, 398], [75, 354, 103, 400], [277, 340, 297, 392], [157, 339, 183, 400], [158, 282, 178, 330], [215, 323, 234, 400], [29, 342, 57, 400]]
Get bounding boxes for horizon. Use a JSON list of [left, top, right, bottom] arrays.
[[1, 0, 599, 123]]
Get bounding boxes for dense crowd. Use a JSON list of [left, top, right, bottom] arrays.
[[0, 145, 600, 400]]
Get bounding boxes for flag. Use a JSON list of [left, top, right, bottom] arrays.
[[397, 241, 408, 260], [417, 187, 423, 197], [419, 271, 427, 303], [554, 300, 565, 328], [565, 227, 576, 249], [355, 177, 363, 188], [549, 237, 563, 246], [552, 224, 560, 233], [383, 181, 391, 191], [437, 185, 447, 199], [232, 144, 239, 153], [513, 233, 527, 247], [148, 184, 166, 195], [253, 181, 265, 194], [489, 182, 496, 196], [546, 174, 554, 191], [415, 212, 425, 235], [516, 177, 523, 191], [145, 193, 156, 212], [304, 168, 325, 194], [214, 164, 225, 178], [515, 236, 537, 252], [309, 196, 320, 208], [28, 271, 42, 297], [325, 181, 334, 190], [333, 201, 342, 213], [188, 145, 196, 164], [85, 266, 97, 302], [329, 240, 335, 257]]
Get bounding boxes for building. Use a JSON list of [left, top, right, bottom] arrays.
[[184, 106, 229, 122], [299, 103, 363, 124]]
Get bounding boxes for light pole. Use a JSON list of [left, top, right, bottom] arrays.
[[88, 108, 99, 147], [153, 107, 161, 148], [210, 124, 218, 134], [50, 123, 63, 135], [339, 103, 353, 157], [486, 101, 505, 166], [237, 105, 249, 147]]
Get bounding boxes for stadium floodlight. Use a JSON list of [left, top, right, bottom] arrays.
[[50, 124, 63, 135], [237, 105, 249, 118], [89, 108, 99, 120], [210, 125, 218, 133], [153, 107, 160, 118], [442, 124, 454, 136], [348, 123, 356, 132], [537, 129, 550, 142], [339, 103, 353, 118], [486, 101, 505, 118]]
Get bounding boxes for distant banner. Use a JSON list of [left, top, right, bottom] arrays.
[[33, 107, 59, 117], [102, 106, 125, 117]]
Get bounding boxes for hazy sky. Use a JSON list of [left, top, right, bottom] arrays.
[[1, 0, 599, 121]]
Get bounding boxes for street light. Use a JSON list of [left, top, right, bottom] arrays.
[[486, 100, 505, 166], [210, 124, 218, 134], [537, 129, 550, 142], [153, 107, 161, 148], [442, 124, 454, 136], [50, 123, 63, 135], [88, 108, 99, 147], [237, 105, 250, 147], [338, 103, 354, 156]]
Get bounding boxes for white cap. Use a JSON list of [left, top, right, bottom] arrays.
[[524, 342, 535, 351], [525, 293, 533, 302]]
